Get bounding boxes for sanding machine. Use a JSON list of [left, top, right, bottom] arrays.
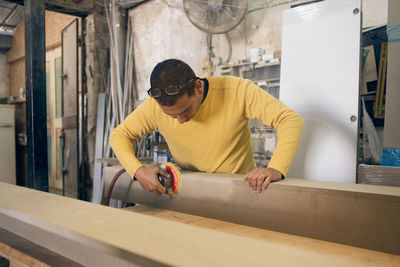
[[157, 162, 181, 196]]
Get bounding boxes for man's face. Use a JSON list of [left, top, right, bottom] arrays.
[[159, 92, 201, 124]]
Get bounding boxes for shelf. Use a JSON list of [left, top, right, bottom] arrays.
[[361, 94, 386, 101], [254, 60, 280, 68], [362, 95, 376, 101], [361, 91, 376, 95], [9, 99, 26, 104], [221, 60, 280, 69], [254, 78, 280, 84]]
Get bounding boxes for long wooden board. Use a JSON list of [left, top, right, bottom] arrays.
[[105, 166, 400, 254], [0, 182, 382, 266]]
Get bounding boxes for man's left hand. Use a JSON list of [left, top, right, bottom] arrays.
[[244, 167, 283, 193]]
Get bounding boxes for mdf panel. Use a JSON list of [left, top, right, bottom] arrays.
[[280, 0, 361, 183], [105, 167, 400, 255]]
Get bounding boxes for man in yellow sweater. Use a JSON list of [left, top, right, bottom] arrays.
[[110, 59, 303, 196]]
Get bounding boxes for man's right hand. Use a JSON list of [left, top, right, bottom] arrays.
[[134, 165, 171, 197]]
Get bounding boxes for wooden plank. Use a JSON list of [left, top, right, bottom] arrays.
[[105, 166, 400, 255], [0, 182, 374, 266], [45, 1, 93, 15], [359, 164, 400, 186], [0, 228, 82, 267], [126, 205, 400, 266], [92, 93, 106, 204], [96, 157, 120, 165]]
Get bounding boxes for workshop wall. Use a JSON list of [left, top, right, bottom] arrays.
[[129, 0, 389, 101], [85, 10, 109, 182], [129, 0, 208, 100]]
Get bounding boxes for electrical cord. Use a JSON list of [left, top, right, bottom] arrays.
[[247, 0, 298, 13], [122, 177, 134, 208], [105, 168, 126, 206], [206, 32, 232, 65], [224, 32, 232, 64]]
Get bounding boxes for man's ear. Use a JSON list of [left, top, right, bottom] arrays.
[[195, 79, 203, 94]]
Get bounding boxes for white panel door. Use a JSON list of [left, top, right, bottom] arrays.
[[280, 0, 361, 183]]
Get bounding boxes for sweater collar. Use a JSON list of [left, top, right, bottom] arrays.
[[201, 78, 209, 103]]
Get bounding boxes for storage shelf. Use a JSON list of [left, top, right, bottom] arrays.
[[361, 95, 385, 101], [9, 99, 26, 104]]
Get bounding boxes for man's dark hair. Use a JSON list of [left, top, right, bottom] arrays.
[[150, 59, 196, 106]]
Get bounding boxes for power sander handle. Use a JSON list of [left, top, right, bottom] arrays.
[[157, 173, 165, 186], [157, 174, 172, 194]]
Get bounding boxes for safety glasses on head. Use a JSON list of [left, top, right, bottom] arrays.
[[148, 78, 196, 98]]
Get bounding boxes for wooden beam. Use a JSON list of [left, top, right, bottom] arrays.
[[105, 166, 400, 255], [45, 0, 94, 16], [92, 93, 106, 203]]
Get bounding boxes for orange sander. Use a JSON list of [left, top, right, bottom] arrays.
[[157, 162, 181, 196]]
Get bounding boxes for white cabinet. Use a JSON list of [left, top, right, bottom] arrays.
[[0, 104, 16, 184]]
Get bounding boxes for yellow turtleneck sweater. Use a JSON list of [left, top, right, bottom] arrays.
[[110, 76, 303, 178]]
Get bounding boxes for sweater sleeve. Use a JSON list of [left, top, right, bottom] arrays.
[[109, 98, 158, 178], [239, 79, 304, 176]]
